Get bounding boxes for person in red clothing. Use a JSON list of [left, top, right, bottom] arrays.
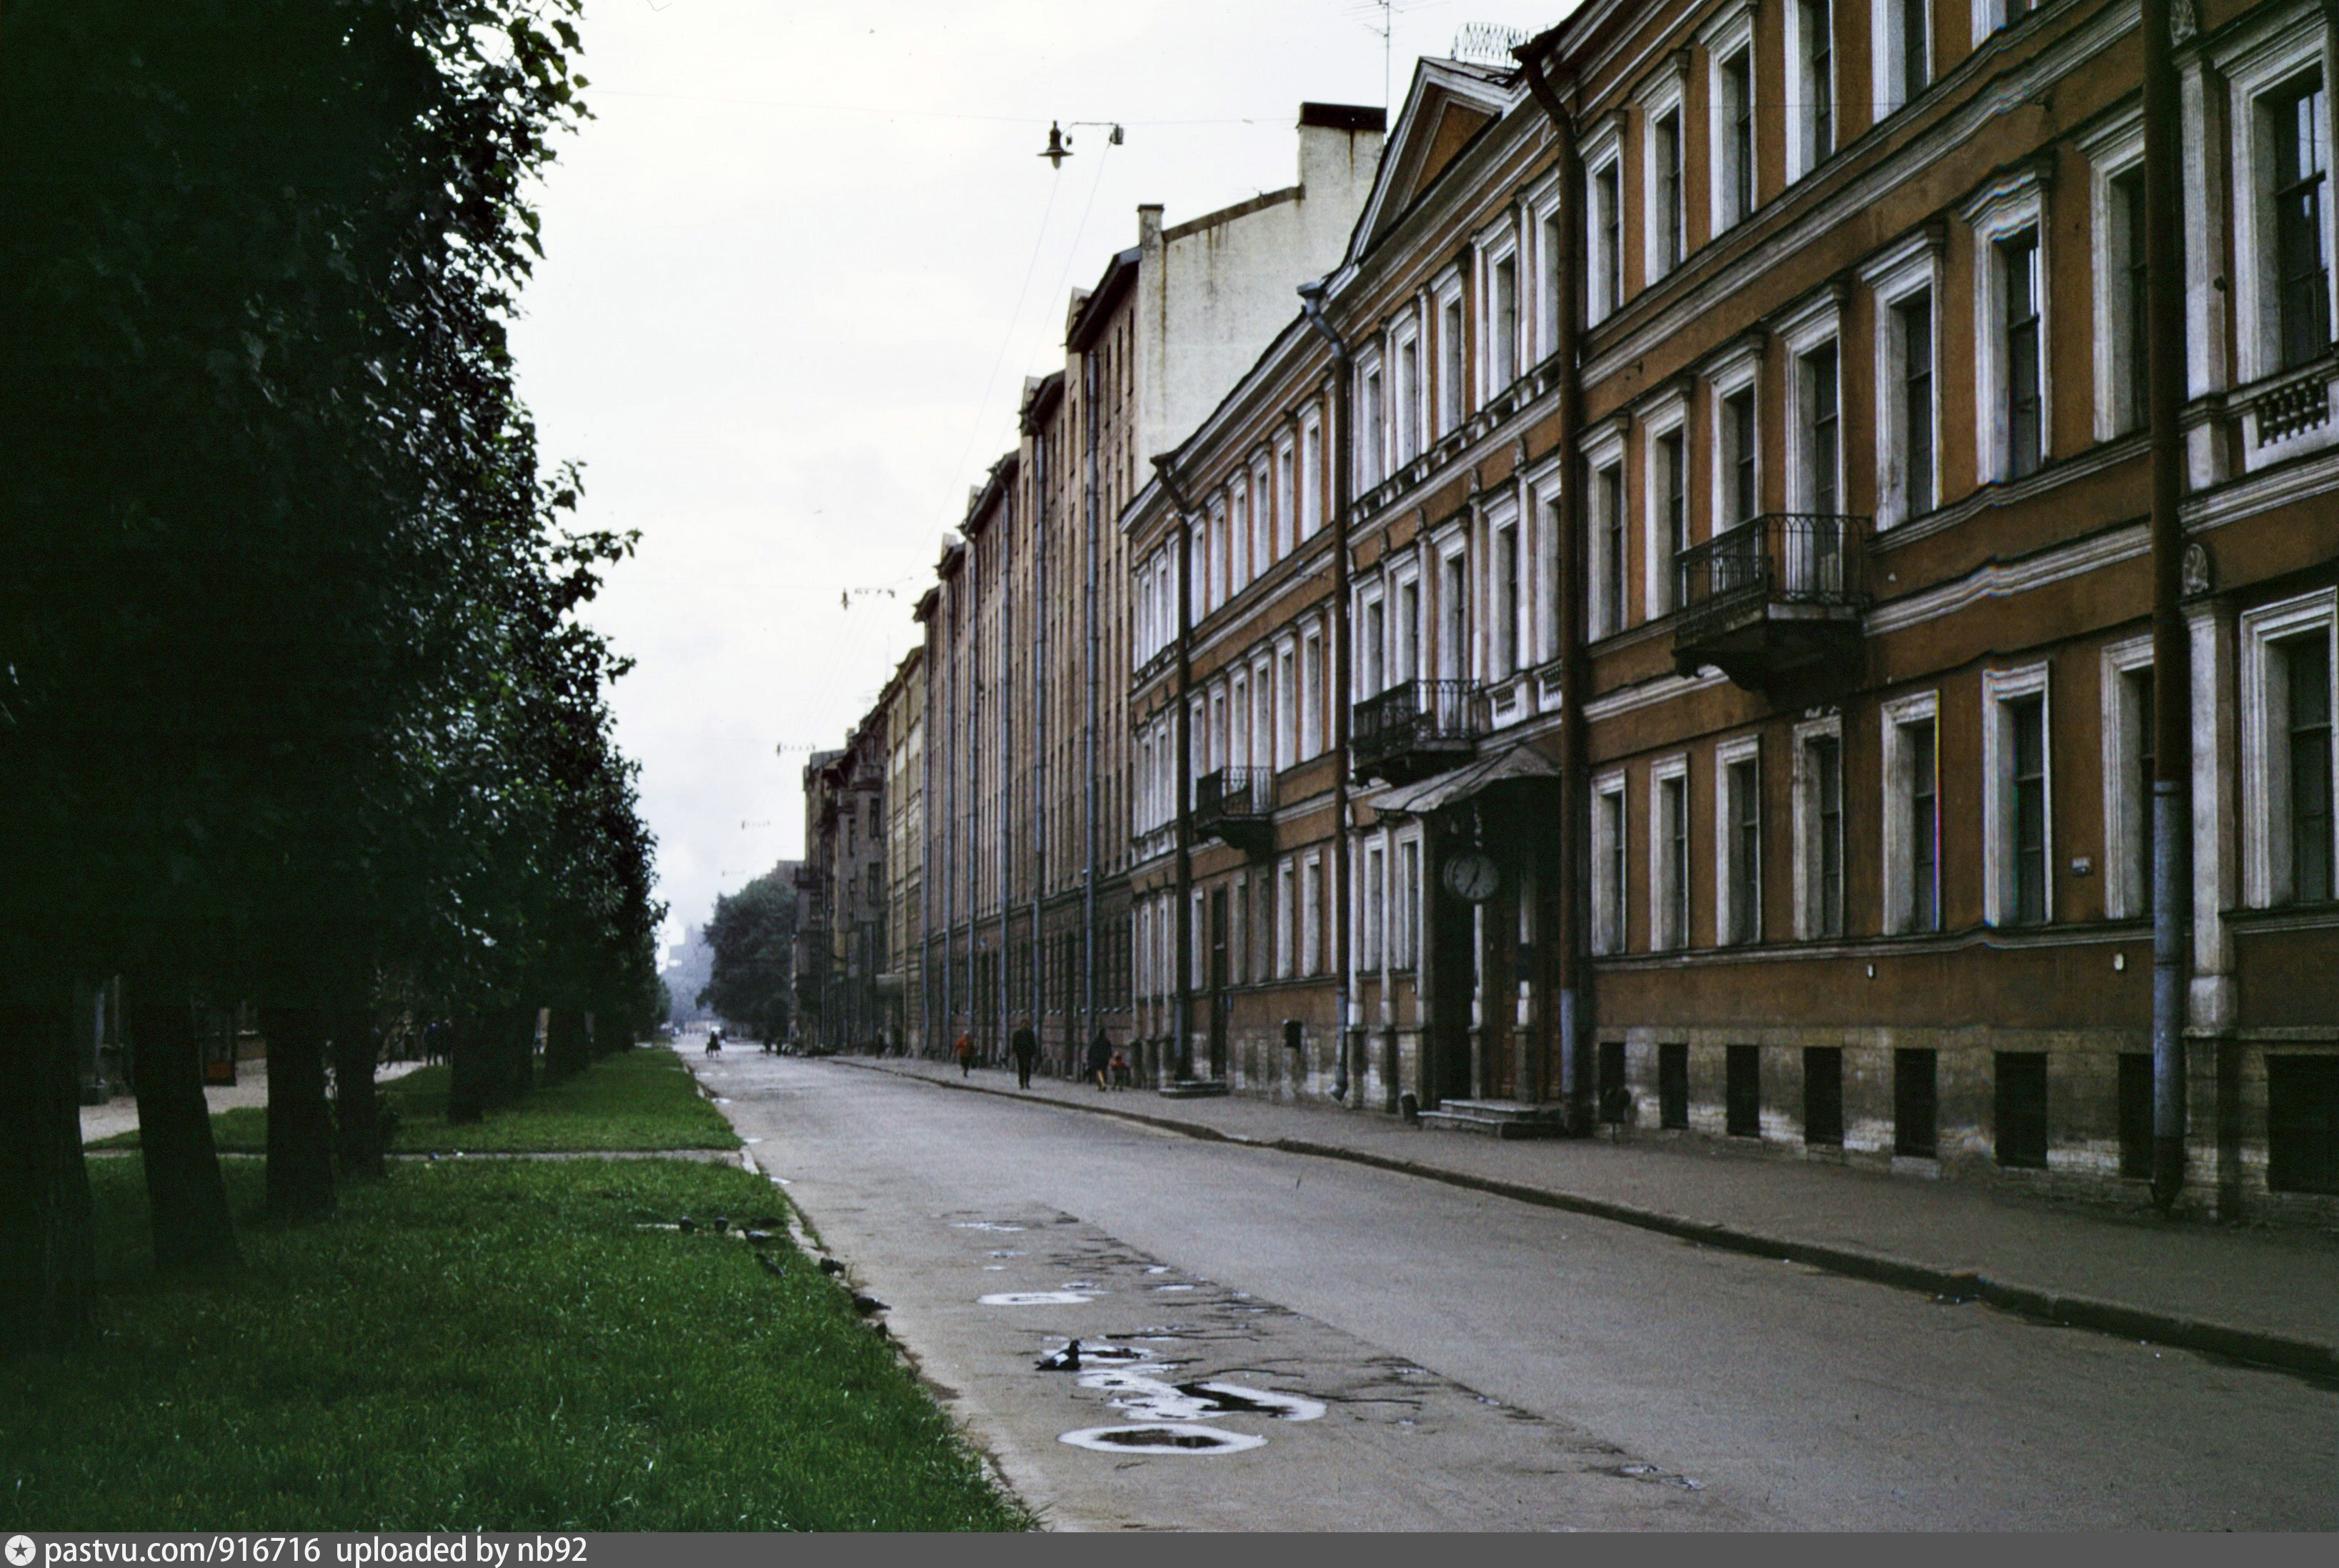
[[953, 1031, 976, 1077]]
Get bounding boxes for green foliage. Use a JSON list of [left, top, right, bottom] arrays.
[[699, 866, 801, 1040], [2, 1158, 1029, 1531]]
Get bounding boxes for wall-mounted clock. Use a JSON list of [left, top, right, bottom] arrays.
[[1442, 851, 1500, 903]]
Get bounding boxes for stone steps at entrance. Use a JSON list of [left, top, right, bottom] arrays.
[[1419, 1099, 1568, 1139], [1157, 1078, 1232, 1099]]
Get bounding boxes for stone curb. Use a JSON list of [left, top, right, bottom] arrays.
[[841, 1057, 2339, 1384]]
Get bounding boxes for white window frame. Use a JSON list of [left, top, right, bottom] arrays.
[[2099, 633, 2158, 920], [1791, 714, 1847, 940], [1707, 337, 1764, 529], [1435, 271, 1467, 436], [1364, 837, 1387, 970], [1963, 166, 2051, 484], [1250, 456, 1273, 579], [1486, 495, 1525, 678], [1715, 734, 1764, 946], [1972, 0, 2038, 48], [1786, 0, 1837, 185], [1300, 411, 1325, 540], [1582, 420, 1629, 640], [1873, 0, 1931, 120], [1982, 661, 2055, 927], [1357, 349, 1386, 490], [1650, 752, 1692, 951], [1480, 216, 1523, 396], [1276, 857, 1296, 977], [1859, 229, 1945, 528], [1274, 636, 1298, 770], [1527, 171, 1566, 364], [1592, 770, 1630, 955], [1302, 853, 1325, 975], [1639, 64, 1689, 284], [1274, 433, 1297, 559], [1523, 451, 1566, 665], [1640, 386, 1690, 619], [2082, 111, 2151, 442], [1881, 689, 1940, 935], [2238, 586, 2339, 907], [1702, 4, 1759, 236], [1390, 554, 1423, 684], [2224, 14, 2339, 386], [1583, 116, 1626, 326], [1358, 584, 1387, 699], [1300, 623, 1325, 759], [1395, 830, 1422, 969], [1777, 289, 1845, 514], [1433, 526, 1470, 681], [1393, 315, 1424, 466]]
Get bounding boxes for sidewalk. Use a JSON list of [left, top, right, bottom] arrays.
[[841, 1054, 2339, 1380], [79, 1059, 429, 1145]]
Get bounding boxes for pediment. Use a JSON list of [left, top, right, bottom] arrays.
[[1350, 58, 1519, 260]]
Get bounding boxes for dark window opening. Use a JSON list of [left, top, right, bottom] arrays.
[[1725, 388, 1758, 524], [2287, 635, 2333, 904], [1726, 1044, 1762, 1137], [1803, 0, 1834, 163], [2001, 230, 2043, 476], [2116, 169, 2153, 431], [1599, 465, 1625, 636], [2270, 74, 2331, 371], [1895, 1048, 1937, 1157], [1995, 1052, 2050, 1169], [1804, 1047, 1845, 1147], [1898, 294, 1934, 513], [2132, 666, 2158, 914], [2118, 1053, 2153, 1180], [2268, 1055, 2339, 1194], [1910, 720, 1940, 932], [1660, 1043, 1690, 1129], [1725, 50, 1755, 221], [1597, 1041, 1629, 1124], [1803, 342, 1840, 514], [2010, 695, 2048, 924], [1812, 734, 1844, 938], [1729, 758, 1762, 945], [1659, 429, 1687, 609]]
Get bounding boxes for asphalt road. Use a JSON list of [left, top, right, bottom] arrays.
[[692, 1047, 2337, 1532]]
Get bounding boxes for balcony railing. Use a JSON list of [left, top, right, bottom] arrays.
[[1672, 512, 1870, 692], [1351, 678, 1485, 785], [1193, 766, 1275, 854]]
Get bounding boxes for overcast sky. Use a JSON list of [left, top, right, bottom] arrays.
[[510, 0, 1572, 958]]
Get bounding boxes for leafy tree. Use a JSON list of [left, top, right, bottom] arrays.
[[700, 868, 802, 1043]]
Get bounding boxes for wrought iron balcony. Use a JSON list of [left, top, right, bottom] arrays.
[[792, 864, 822, 891], [1193, 766, 1275, 855], [1673, 512, 1870, 694], [1351, 679, 1485, 786]]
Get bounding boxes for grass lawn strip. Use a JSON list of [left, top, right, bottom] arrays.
[[1, 1156, 1027, 1532], [91, 1046, 739, 1154]]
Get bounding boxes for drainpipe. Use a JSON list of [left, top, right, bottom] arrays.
[[1033, 439, 1049, 1071], [998, 492, 1013, 1063], [2142, 0, 2191, 1213], [1154, 454, 1198, 1083], [1298, 279, 1357, 1105], [1083, 356, 1102, 1067], [1517, 42, 1590, 1130]]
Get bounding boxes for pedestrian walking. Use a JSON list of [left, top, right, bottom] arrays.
[[1084, 1029, 1112, 1092], [1010, 1020, 1039, 1089], [954, 1031, 976, 1078]]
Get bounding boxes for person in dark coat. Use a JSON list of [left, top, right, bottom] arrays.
[[1009, 1020, 1039, 1089], [1083, 1029, 1112, 1092]]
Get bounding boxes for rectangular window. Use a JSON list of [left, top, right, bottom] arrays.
[[2267, 1056, 2339, 1193], [1656, 429, 1687, 613], [1597, 165, 1622, 316], [1276, 446, 1295, 558], [1277, 860, 1295, 978], [1597, 464, 1625, 638], [1398, 837, 1420, 968], [1995, 1051, 2049, 1169], [1664, 774, 1690, 949], [2116, 169, 2153, 433], [1654, 109, 1684, 276], [1807, 733, 1845, 937], [1801, 341, 1840, 513], [1727, 756, 1762, 944], [1800, 0, 1835, 174], [1440, 296, 1465, 433], [1721, 49, 1755, 227], [1725, 387, 1759, 524], [1300, 631, 1324, 759], [1895, 1048, 1937, 1157], [2118, 1053, 2153, 1180], [1898, 293, 1935, 515], [1397, 339, 1420, 464], [1659, 1044, 1690, 1129], [1493, 256, 1520, 386], [1398, 579, 1420, 681], [1302, 421, 1323, 537], [2000, 230, 2044, 477], [1362, 369, 1385, 486], [2270, 74, 2331, 371], [1898, 0, 1930, 109], [1595, 784, 1627, 954], [2124, 665, 2158, 916], [1597, 1041, 1629, 1124], [1363, 598, 1385, 697], [1726, 1045, 1762, 1137], [1302, 857, 1324, 974], [1803, 1047, 1844, 1147], [2288, 635, 2335, 902], [2010, 694, 2048, 923], [1497, 524, 1521, 675], [1909, 717, 1940, 931], [1365, 846, 1385, 969], [1440, 551, 1467, 679]]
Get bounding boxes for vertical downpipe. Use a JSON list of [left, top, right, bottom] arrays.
[[1157, 456, 1197, 1083], [2143, 0, 2192, 1212], [1084, 356, 1102, 1059], [1520, 46, 1590, 1129], [998, 493, 1013, 1060], [1033, 438, 1049, 1068], [1298, 280, 1356, 1104]]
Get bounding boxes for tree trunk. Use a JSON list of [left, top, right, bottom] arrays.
[[543, 1007, 587, 1084], [330, 1005, 383, 1179], [0, 1000, 99, 1358], [125, 992, 239, 1272], [260, 1005, 335, 1223], [447, 1012, 489, 1124], [498, 1005, 535, 1105]]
